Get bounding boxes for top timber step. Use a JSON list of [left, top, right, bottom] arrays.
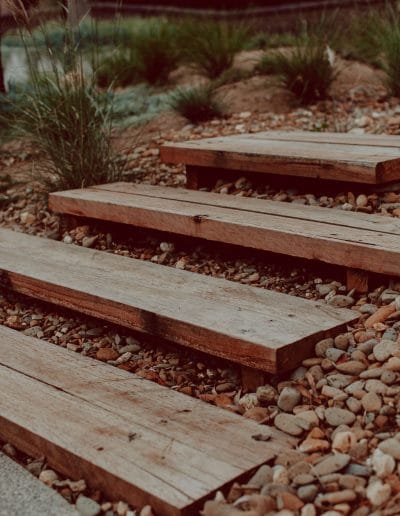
[[0, 228, 356, 373], [0, 326, 298, 516], [160, 131, 400, 185]]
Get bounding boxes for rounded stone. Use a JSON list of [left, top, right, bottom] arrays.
[[278, 387, 302, 413], [325, 407, 356, 427]]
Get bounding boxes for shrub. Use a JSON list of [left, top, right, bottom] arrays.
[[131, 18, 179, 85], [375, 13, 400, 96], [264, 37, 336, 104], [180, 20, 249, 79], [95, 49, 138, 88], [7, 2, 122, 190], [169, 85, 224, 123]]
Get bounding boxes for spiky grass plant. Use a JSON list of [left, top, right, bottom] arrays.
[[6, 0, 122, 190], [180, 20, 249, 79], [169, 85, 224, 123], [131, 18, 179, 85], [268, 39, 336, 104]]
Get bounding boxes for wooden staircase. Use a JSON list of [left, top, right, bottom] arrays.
[[3, 130, 387, 515]]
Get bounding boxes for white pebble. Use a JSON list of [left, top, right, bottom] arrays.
[[371, 448, 396, 478], [332, 431, 357, 453], [366, 479, 392, 506]]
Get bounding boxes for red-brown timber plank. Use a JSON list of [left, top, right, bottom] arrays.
[[0, 228, 357, 373], [0, 328, 296, 515], [160, 133, 400, 183], [49, 183, 400, 277]]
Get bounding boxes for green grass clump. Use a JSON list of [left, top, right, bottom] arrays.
[[14, 72, 122, 190], [169, 85, 224, 123], [131, 18, 179, 85], [180, 21, 249, 79], [95, 49, 137, 88], [6, 5, 123, 191], [261, 36, 336, 104]]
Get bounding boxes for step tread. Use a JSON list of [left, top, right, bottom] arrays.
[[50, 182, 400, 277], [0, 326, 295, 515], [0, 228, 356, 372], [160, 131, 400, 184]]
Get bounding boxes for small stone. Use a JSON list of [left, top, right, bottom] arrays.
[[366, 479, 391, 506], [160, 242, 174, 253], [371, 448, 395, 478], [82, 235, 98, 248], [300, 504, 317, 516], [2, 443, 16, 457], [238, 393, 259, 410], [298, 438, 330, 453], [326, 374, 355, 389], [325, 407, 356, 427], [119, 343, 141, 354], [63, 234, 73, 244], [316, 489, 357, 504], [274, 413, 309, 436], [313, 453, 350, 476], [346, 397, 362, 413], [328, 295, 354, 308], [315, 338, 334, 357], [278, 387, 302, 412], [379, 437, 400, 459], [325, 348, 345, 362], [96, 348, 119, 361], [359, 304, 377, 315], [385, 357, 400, 371], [297, 484, 318, 502], [361, 392, 382, 412], [365, 379, 387, 394], [76, 495, 101, 516], [381, 370, 398, 384], [273, 465, 289, 485], [256, 385, 277, 404], [321, 385, 347, 401], [277, 491, 304, 511], [356, 194, 368, 207], [365, 304, 396, 328], [248, 464, 273, 488], [332, 431, 357, 453], [335, 333, 351, 350], [336, 360, 366, 375], [39, 469, 58, 486], [374, 340, 400, 361]]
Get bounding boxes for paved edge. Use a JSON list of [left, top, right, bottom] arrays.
[[0, 452, 78, 516]]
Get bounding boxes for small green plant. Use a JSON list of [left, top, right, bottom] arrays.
[[375, 11, 400, 96], [95, 49, 138, 88], [264, 36, 336, 104], [180, 20, 249, 79], [131, 18, 179, 85], [7, 1, 122, 190], [169, 85, 224, 123]]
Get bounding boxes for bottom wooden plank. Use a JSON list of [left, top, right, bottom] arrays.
[[0, 326, 297, 516]]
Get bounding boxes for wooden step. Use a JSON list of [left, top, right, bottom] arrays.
[[0, 325, 298, 516], [50, 182, 400, 284], [0, 228, 356, 373], [160, 131, 400, 187]]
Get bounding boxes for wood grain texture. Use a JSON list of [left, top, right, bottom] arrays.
[[160, 131, 400, 184], [0, 228, 356, 373], [0, 326, 296, 515], [50, 183, 400, 277]]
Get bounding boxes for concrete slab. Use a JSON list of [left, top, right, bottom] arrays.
[[0, 452, 78, 516]]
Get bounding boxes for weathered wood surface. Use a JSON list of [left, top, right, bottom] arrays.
[[50, 182, 400, 278], [0, 228, 356, 373], [0, 326, 297, 515], [160, 131, 400, 184]]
